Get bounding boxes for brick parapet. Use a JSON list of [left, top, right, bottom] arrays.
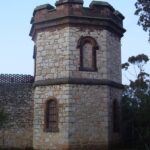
[[30, 1, 126, 39]]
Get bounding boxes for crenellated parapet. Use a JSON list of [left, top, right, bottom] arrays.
[[30, 0, 125, 40]]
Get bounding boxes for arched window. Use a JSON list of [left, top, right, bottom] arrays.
[[44, 98, 58, 132], [82, 42, 93, 69], [77, 36, 99, 71], [113, 99, 120, 132]]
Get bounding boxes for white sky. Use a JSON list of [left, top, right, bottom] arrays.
[[0, 0, 149, 84]]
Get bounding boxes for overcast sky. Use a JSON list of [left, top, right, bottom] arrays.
[[0, 0, 149, 83]]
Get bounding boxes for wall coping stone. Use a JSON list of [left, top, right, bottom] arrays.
[[33, 4, 55, 16], [90, 1, 114, 10], [0, 74, 34, 84], [55, 0, 83, 6]]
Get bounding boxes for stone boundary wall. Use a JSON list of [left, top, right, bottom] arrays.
[[0, 83, 33, 148]]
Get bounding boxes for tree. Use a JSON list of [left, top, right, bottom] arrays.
[[135, 0, 150, 41], [122, 54, 150, 149]]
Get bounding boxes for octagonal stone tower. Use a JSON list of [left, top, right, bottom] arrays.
[[30, 0, 125, 149]]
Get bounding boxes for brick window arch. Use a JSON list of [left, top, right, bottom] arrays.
[[44, 98, 59, 132], [77, 36, 99, 71], [113, 99, 120, 132]]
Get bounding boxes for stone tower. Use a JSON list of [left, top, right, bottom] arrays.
[[30, 0, 125, 149]]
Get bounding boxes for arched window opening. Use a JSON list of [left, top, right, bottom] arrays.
[[113, 99, 120, 132], [77, 36, 99, 71], [45, 98, 58, 132], [82, 42, 93, 69]]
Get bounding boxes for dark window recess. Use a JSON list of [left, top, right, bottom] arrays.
[[33, 45, 37, 79], [113, 99, 120, 132], [45, 99, 58, 132], [77, 36, 99, 72]]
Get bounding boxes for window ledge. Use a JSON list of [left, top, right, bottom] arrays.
[[79, 67, 98, 72]]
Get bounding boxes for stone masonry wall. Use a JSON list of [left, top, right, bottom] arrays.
[[35, 27, 70, 81], [68, 27, 121, 83], [68, 85, 110, 150], [68, 27, 108, 80], [106, 32, 122, 83], [34, 25, 122, 149], [33, 84, 111, 150], [33, 85, 70, 150], [108, 87, 123, 145], [0, 84, 33, 148], [35, 26, 121, 84]]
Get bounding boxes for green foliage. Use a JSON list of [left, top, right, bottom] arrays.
[[135, 0, 150, 40], [122, 54, 150, 149], [122, 54, 149, 71], [122, 63, 129, 70]]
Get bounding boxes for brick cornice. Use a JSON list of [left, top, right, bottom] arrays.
[[33, 78, 124, 89], [30, 1, 126, 40], [30, 15, 126, 40]]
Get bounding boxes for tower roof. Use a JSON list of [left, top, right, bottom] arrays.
[[55, 0, 83, 6]]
